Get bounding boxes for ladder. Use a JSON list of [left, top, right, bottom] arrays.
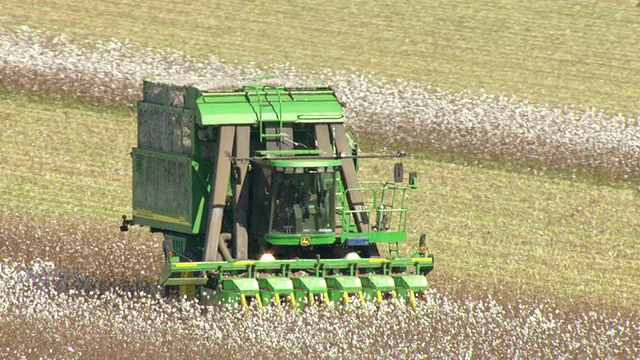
[[245, 85, 284, 142]]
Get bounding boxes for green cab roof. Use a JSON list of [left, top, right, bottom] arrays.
[[196, 86, 345, 125], [253, 158, 342, 170]]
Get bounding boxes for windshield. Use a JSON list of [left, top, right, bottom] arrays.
[[270, 171, 335, 234]]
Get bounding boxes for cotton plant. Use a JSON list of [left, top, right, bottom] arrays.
[[0, 259, 638, 359]]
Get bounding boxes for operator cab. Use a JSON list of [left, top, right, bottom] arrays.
[[248, 161, 338, 239], [270, 170, 335, 234]]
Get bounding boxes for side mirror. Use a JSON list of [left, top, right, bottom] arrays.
[[419, 233, 427, 247], [409, 172, 418, 188], [394, 163, 404, 183]]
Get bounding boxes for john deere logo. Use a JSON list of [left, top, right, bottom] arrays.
[[300, 237, 311, 246]]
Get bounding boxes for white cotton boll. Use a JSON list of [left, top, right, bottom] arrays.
[[0, 27, 636, 180]]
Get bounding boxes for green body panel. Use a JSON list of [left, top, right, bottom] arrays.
[[360, 274, 396, 301], [164, 277, 208, 286], [394, 274, 430, 290], [325, 276, 362, 293], [198, 278, 263, 307], [293, 277, 328, 294], [360, 275, 396, 291], [131, 147, 212, 234], [221, 278, 260, 307], [263, 232, 336, 246], [393, 274, 430, 302], [195, 88, 344, 125], [326, 276, 363, 303], [340, 231, 407, 244], [255, 158, 342, 169], [255, 149, 323, 156], [293, 277, 329, 308], [258, 277, 295, 293], [224, 278, 261, 294], [258, 277, 295, 306]]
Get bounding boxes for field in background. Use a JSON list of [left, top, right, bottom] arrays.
[[1, 0, 639, 115]]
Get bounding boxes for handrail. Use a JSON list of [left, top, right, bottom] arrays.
[[246, 85, 285, 141], [338, 185, 411, 233]]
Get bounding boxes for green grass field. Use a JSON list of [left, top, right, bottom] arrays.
[[1, 0, 639, 316]]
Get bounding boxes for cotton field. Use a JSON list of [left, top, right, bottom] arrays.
[[1, 259, 637, 360], [1, 24, 640, 359], [2, 26, 640, 182]]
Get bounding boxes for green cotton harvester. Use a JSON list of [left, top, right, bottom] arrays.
[[120, 77, 434, 310]]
